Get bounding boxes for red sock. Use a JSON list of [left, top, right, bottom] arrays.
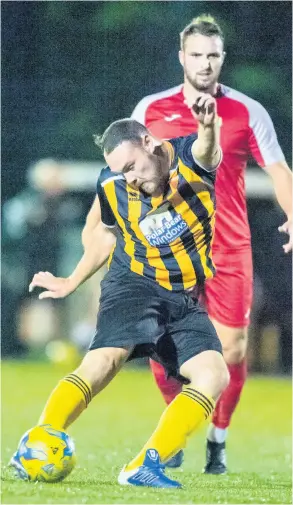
[[149, 359, 182, 405], [212, 358, 247, 429]]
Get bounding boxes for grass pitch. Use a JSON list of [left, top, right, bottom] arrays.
[[1, 360, 292, 504]]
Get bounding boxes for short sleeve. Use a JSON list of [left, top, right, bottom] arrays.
[[167, 134, 217, 183], [167, 134, 197, 165], [247, 102, 285, 168], [96, 175, 116, 228]]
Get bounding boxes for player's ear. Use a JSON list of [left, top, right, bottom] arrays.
[[222, 51, 226, 63], [178, 50, 184, 68], [143, 135, 161, 153]]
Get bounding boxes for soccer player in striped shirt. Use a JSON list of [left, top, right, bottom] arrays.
[[20, 94, 230, 488], [131, 14, 293, 473]]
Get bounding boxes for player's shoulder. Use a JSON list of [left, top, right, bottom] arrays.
[[131, 84, 183, 122], [167, 133, 202, 172], [98, 166, 111, 184], [166, 134, 216, 181], [97, 166, 124, 188], [221, 84, 270, 121], [134, 84, 183, 108], [167, 133, 197, 153]]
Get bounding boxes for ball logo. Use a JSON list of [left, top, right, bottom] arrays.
[[139, 204, 188, 247]]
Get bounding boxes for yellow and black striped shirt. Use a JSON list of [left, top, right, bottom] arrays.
[[97, 133, 217, 292]]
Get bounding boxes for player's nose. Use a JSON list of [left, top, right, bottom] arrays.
[[125, 172, 138, 186], [199, 57, 211, 70]]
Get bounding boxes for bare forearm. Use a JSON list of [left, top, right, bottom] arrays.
[[69, 247, 106, 290], [193, 119, 221, 167], [70, 227, 116, 291]]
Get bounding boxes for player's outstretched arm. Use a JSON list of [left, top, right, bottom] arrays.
[[29, 197, 117, 299], [265, 160, 293, 253], [82, 195, 106, 249], [186, 93, 222, 171]]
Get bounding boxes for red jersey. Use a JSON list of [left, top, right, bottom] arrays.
[[131, 84, 285, 251]]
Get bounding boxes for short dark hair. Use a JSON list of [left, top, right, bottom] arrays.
[[180, 14, 224, 50], [93, 118, 149, 155]]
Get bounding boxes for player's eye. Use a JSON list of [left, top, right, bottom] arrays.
[[123, 164, 135, 174]]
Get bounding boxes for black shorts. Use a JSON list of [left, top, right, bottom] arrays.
[[89, 270, 222, 384]]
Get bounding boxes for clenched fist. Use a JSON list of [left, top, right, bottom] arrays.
[[185, 93, 219, 126]]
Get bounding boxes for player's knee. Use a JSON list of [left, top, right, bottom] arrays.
[[225, 341, 246, 364], [205, 358, 230, 399], [205, 360, 229, 400], [181, 351, 229, 401], [75, 347, 129, 394], [222, 328, 247, 364]]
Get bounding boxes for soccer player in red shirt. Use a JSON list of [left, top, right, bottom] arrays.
[[131, 14, 293, 473]]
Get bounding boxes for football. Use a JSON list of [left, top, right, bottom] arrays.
[[10, 424, 76, 482]]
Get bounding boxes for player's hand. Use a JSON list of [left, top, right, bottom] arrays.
[[29, 272, 75, 299], [185, 93, 217, 126], [278, 217, 293, 253]]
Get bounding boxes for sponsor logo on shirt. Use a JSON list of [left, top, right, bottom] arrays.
[[128, 191, 140, 201], [164, 113, 182, 122], [139, 204, 188, 246]]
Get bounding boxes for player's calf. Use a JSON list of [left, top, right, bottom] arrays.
[[204, 325, 248, 474], [122, 350, 228, 481]]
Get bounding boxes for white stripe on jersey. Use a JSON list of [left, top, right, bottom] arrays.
[[222, 86, 285, 167], [131, 84, 182, 124], [101, 175, 124, 187]]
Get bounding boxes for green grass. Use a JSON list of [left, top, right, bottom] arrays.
[[1, 361, 292, 504]]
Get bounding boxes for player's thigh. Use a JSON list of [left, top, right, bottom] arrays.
[[204, 250, 252, 363], [158, 300, 223, 388], [204, 250, 253, 328], [88, 271, 165, 389]]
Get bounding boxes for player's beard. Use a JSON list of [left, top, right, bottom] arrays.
[[141, 175, 166, 196], [140, 157, 168, 196], [185, 68, 218, 93], [140, 181, 158, 195]]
